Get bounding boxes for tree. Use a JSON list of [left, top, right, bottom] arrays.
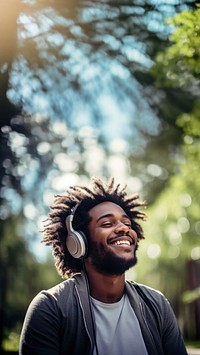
[[152, 5, 200, 87], [0, 213, 59, 350], [0, 0, 23, 125], [134, 5, 200, 339], [1, 0, 196, 206]]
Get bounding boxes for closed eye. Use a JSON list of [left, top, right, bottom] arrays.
[[102, 221, 132, 228], [122, 218, 132, 227], [102, 222, 112, 227], [124, 223, 132, 228]]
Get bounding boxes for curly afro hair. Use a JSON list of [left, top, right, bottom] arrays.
[[42, 177, 146, 278]]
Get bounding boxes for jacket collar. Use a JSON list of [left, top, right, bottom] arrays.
[[73, 271, 96, 353], [73, 273, 162, 355]]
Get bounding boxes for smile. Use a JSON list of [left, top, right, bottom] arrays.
[[108, 235, 134, 246], [111, 240, 131, 246]]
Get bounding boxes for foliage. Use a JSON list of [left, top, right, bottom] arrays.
[[176, 100, 200, 138], [1, 1, 195, 222], [130, 127, 199, 336], [2, 332, 20, 352], [130, 4, 200, 339], [182, 287, 200, 304], [152, 5, 200, 88], [0, 213, 61, 350]]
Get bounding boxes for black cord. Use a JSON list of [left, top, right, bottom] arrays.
[[82, 261, 99, 355]]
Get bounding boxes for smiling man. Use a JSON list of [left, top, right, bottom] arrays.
[[19, 177, 188, 355]]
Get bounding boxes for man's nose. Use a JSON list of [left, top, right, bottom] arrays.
[[115, 223, 130, 234]]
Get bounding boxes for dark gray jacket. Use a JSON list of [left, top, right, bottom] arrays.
[[19, 272, 188, 355]]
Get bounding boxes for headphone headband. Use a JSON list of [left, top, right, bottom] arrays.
[[70, 202, 81, 216]]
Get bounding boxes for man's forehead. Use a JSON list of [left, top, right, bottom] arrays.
[[88, 201, 128, 219]]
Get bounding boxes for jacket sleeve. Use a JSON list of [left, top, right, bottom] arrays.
[[135, 284, 188, 355], [160, 295, 188, 355], [19, 292, 61, 355]]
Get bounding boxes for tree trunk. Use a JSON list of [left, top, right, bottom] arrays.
[[0, 0, 22, 127]]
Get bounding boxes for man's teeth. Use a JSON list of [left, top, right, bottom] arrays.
[[113, 240, 131, 246]]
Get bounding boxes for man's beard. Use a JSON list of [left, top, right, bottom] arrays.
[[88, 241, 138, 275]]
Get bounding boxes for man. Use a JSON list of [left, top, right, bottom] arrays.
[[19, 177, 188, 355]]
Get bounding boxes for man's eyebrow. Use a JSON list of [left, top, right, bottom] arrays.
[[96, 213, 113, 223], [96, 213, 131, 223]]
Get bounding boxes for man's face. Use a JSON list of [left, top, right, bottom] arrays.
[[86, 201, 138, 275]]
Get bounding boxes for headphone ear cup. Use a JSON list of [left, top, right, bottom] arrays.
[[65, 214, 87, 259], [66, 230, 87, 259]]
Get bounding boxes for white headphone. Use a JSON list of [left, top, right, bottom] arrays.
[[65, 203, 88, 259]]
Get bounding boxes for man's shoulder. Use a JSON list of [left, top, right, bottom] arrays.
[[45, 277, 75, 295], [126, 280, 171, 329], [126, 280, 167, 303], [30, 273, 81, 308], [41, 273, 82, 299], [132, 281, 164, 294]]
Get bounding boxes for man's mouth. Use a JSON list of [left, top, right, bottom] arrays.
[[110, 240, 131, 246], [108, 236, 134, 246]]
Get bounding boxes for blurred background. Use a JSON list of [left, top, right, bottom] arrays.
[[0, 0, 200, 352]]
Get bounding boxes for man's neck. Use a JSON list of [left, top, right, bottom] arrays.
[[84, 265, 125, 303]]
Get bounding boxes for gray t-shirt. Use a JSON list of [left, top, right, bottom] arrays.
[[91, 294, 148, 355]]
